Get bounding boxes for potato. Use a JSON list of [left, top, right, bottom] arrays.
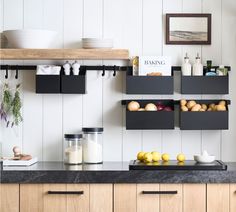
[[145, 103, 157, 111], [219, 100, 226, 106], [209, 103, 216, 110], [128, 101, 140, 111], [191, 104, 201, 111], [215, 104, 226, 111], [138, 108, 145, 111], [180, 99, 187, 107], [207, 108, 212, 111], [187, 100, 197, 109], [201, 104, 207, 111], [181, 106, 188, 112], [199, 108, 205, 112]]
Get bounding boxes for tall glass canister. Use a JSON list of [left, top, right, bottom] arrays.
[[82, 128, 103, 164]]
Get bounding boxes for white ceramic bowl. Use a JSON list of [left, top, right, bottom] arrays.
[[194, 155, 215, 163], [3, 29, 57, 48]]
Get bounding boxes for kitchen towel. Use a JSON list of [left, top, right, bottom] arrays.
[[36, 65, 61, 75]]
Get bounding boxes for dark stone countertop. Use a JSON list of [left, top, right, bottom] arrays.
[[1, 161, 236, 184]]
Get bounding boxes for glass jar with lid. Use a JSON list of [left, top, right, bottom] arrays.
[[64, 134, 83, 165], [82, 128, 103, 164]]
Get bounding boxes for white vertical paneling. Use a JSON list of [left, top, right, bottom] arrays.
[[63, 0, 83, 138], [122, 0, 143, 161], [42, 0, 63, 161], [1, 0, 23, 157], [222, 0, 236, 161], [21, 0, 43, 160], [181, 0, 202, 159], [201, 0, 222, 159], [162, 0, 182, 159], [142, 0, 163, 153], [24, 0, 43, 29], [63, 0, 83, 49], [1, 0, 236, 162], [103, 0, 124, 161], [82, 0, 103, 128]]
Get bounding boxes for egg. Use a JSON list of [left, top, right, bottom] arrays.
[[145, 103, 157, 111], [127, 101, 140, 111]]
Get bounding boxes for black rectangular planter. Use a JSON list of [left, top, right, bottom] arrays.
[[181, 75, 229, 94], [36, 75, 61, 94], [126, 69, 173, 94], [180, 100, 229, 130], [61, 73, 86, 94], [125, 100, 175, 130]]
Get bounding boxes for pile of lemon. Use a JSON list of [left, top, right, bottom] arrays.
[[137, 151, 185, 163]]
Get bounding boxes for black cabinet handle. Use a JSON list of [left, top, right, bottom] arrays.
[[48, 191, 84, 195], [142, 191, 178, 195]]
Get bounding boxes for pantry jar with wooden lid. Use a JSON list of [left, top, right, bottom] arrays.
[[82, 128, 103, 164], [64, 134, 83, 165]]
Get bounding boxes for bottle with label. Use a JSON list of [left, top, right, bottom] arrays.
[[192, 53, 203, 76], [181, 53, 192, 76], [216, 65, 228, 76], [205, 60, 217, 76]]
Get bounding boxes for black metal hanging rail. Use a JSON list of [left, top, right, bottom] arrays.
[[0, 65, 231, 72]]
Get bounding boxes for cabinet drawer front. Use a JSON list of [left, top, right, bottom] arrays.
[[159, 184, 182, 212], [137, 184, 159, 212], [207, 184, 229, 212], [183, 184, 206, 212]]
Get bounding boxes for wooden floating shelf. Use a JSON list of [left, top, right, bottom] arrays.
[[0, 48, 129, 60]]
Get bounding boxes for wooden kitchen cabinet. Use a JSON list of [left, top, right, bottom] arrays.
[[20, 184, 112, 212], [115, 184, 206, 212], [0, 184, 19, 212], [207, 184, 230, 212]]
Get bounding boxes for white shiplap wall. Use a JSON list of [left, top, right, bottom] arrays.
[[0, 0, 236, 161]]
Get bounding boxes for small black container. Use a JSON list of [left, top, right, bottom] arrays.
[[180, 100, 229, 130], [181, 75, 229, 94], [61, 69, 86, 94], [36, 75, 61, 94], [124, 100, 175, 130], [126, 68, 173, 94]]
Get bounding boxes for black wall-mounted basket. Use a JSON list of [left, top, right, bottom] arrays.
[[61, 69, 86, 94], [181, 75, 229, 94], [126, 68, 174, 94], [36, 75, 61, 94], [180, 100, 229, 130], [123, 99, 175, 130]]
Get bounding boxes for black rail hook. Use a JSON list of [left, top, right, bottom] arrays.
[[113, 65, 117, 77], [5, 65, 8, 79], [15, 65, 19, 79], [102, 65, 105, 76]]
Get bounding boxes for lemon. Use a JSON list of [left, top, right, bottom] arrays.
[[137, 151, 145, 161], [143, 152, 153, 163], [153, 161, 160, 166], [177, 153, 186, 162], [161, 153, 170, 162], [178, 161, 185, 166], [151, 151, 161, 162]]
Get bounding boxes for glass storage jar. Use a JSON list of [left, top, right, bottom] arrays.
[[82, 128, 103, 164], [64, 134, 83, 165]]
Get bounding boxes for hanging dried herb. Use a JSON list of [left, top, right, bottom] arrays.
[[11, 84, 23, 126]]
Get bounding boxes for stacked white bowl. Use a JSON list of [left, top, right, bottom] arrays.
[[82, 38, 113, 49]]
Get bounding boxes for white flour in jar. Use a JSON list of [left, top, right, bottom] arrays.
[[65, 147, 82, 164], [83, 139, 102, 163]]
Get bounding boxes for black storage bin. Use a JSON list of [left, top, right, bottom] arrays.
[[61, 69, 86, 94], [36, 75, 61, 94], [181, 75, 229, 94], [180, 100, 229, 130], [126, 68, 173, 94], [125, 100, 175, 130]]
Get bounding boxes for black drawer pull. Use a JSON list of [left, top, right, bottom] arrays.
[[48, 191, 84, 195], [142, 191, 178, 195]]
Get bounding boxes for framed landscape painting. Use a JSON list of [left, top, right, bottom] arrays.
[[166, 13, 211, 45]]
